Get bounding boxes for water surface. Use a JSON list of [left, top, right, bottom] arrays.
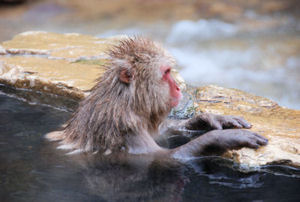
[[1, 92, 300, 202]]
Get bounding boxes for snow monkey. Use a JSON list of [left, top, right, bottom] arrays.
[[46, 37, 268, 159]]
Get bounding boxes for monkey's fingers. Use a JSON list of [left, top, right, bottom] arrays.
[[222, 118, 243, 129], [252, 133, 268, 145], [233, 116, 252, 129], [244, 132, 268, 149], [245, 141, 261, 149]]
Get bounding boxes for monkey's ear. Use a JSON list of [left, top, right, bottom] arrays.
[[119, 69, 135, 84]]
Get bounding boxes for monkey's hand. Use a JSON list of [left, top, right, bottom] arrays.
[[172, 129, 268, 158], [185, 113, 252, 131], [201, 129, 268, 155]]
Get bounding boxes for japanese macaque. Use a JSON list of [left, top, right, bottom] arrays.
[[46, 37, 268, 159]]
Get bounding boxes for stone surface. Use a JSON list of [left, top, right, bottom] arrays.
[[1, 31, 121, 60], [0, 31, 299, 168], [0, 31, 121, 99], [191, 85, 300, 167]]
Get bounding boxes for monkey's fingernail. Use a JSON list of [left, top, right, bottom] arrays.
[[258, 138, 268, 145], [246, 124, 252, 128]]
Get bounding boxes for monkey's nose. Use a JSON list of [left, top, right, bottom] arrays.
[[175, 83, 180, 91]]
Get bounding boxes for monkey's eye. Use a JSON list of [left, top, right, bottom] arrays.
[[164, 68, 171, 75]]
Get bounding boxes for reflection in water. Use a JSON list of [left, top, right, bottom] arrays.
[[0, 93, 300, 202], [78, 154, 187, 202]]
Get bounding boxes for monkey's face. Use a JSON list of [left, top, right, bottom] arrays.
[[160, 65, 182, 107], [112, 37, 181, 114]]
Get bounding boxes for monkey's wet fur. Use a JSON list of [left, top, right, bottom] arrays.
[[46, 37, 268, 159]]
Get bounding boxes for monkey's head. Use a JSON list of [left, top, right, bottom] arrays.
[[105, 37, 182, 119]]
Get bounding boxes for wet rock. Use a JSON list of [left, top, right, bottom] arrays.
[[1, 31, 299, 168], [1, 31, 121, 60], [0, 31, 121, 99], [0, 56, 105, 99], [191, 85, 300, 168]]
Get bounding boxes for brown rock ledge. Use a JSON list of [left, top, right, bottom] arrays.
[[0, 31, 119, 99], [191, 85, 300, 168]]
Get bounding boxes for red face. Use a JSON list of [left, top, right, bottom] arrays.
[[161, 66, 182, 107]]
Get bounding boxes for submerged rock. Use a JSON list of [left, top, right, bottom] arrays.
[[0, 31, 299, 167]]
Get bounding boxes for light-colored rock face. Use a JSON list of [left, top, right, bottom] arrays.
[[1, 32, 299, 168], [0, 56, 105, 98], [192, 85, 300, 167], [1, 31, 119, 59], [0, 31, 119, 98]]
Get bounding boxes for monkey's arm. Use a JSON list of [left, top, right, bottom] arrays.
[[157, 119, 207, 144], [159, 113, 252, 136], [185, 113, 252, 130], [170, 129, 268, 158]]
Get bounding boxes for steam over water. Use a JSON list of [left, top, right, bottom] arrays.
[[99, 15, 300, 110]]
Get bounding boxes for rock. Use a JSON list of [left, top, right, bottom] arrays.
[[1, 31, 120, 60], [1, 31, 299, 168], [0, 31, 121, 99], [191, 85, 300, 168]]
